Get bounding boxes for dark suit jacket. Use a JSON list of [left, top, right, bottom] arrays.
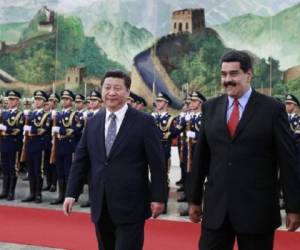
[[66, 106, 167, 224], [190, 90, 300, 234]]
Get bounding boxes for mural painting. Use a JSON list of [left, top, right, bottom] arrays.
[[0, 0, 299, 109]]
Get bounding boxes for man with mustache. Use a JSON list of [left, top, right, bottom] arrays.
[[189, 50, 300, 250]]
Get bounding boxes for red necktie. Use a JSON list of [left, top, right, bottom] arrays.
[[228, 99, 239, 137]]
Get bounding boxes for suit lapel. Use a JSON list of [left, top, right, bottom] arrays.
[[94, 109, 106, 159], [108, 106, 136, 159], [232, 90, 259, 141], [215, 95, 231, 140]]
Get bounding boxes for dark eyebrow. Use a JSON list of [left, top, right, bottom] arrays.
[[221, 70, 239, 74]]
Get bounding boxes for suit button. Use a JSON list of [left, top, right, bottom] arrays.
[[228, 162, 232, 166]]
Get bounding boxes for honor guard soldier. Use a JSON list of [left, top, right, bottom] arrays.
[[22, 90, 51, 203], [50, 90, 82, 204], [136, 96, 147, 111], [175, 96, 192, 190], [153, 92, 179, 213], [88, 90, 102, 117], [285, 94, 300, 140], [127, 92, 139, 108], [74, 94, 86, 147], [0, 97, 4, 179], [0, 90, 24, 200], [284, 94, 300, 199], [42, 93, 60, 192], [178, 91, 206, 216]]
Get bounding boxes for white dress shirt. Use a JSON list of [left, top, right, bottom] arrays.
[[227, 87, 252, 122], [105, 104, 128, 137]]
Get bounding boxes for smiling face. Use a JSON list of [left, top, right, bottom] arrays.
[[101, 77, 129, 112], [221, 62, 252, 99]]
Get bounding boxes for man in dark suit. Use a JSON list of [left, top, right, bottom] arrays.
[[189, 50, 300, 250], [63, 70, 167, 250]]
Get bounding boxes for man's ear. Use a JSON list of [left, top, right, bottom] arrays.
[[246, 70, 253, 82]]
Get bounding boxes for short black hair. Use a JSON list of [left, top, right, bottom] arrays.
[[102, 70, 131, 89], [220, 50, 253, 73]]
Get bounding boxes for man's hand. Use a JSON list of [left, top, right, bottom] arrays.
[[63, 198, 75, 216], [189, 203, 202, 223], [151, 202, 165, 219], [286, 213, 300, 231]]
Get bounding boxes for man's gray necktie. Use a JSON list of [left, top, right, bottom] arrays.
[[105, 113, 117, 155]]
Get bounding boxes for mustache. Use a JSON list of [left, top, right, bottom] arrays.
[[223, 81, 237, 87]]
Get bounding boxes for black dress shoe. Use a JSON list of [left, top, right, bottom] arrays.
[[42, 185, 51, 191], [35, 195, 42, 203], [49, 185, 56, 192], [179, 209, 189, 216], [7, 193, 15, 201], [50, 198, 64, 205], [162, 205, 167, 215], [22, 195, 35, 202], [80, 201, 91, 208]]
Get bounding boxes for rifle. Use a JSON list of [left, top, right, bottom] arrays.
[[49, 114, 57, 164], [20, 113, 29, 163], [0, 109, 3, 137], [186, 115, 193, 173]]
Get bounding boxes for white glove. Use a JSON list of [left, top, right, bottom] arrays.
[[51, 110, 57, 118], [0, 124, 7, 131], [23, 125, 32, 132], [23, 109, 30, 116], [186, 130, 196, 139], [185, 113, 192, 122], [51, 126, 60, 135], [179, 112, 186, 118], [83, 111, 88, 120]]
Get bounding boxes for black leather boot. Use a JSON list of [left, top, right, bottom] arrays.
[[7, 176, 17, 201], [49, 171, 57, 192], [42, 173, 51, 191], [50, 180, 65, 205], [35, 177, 43, 203], [0, 175, 9, 199], [22, 178, 36, 202]]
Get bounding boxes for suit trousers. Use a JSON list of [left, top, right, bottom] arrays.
[[200, 214, 274, 250], [95, 198, 145, 250]]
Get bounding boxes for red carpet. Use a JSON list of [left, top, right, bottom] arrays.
[[0, 205, 299, 250]]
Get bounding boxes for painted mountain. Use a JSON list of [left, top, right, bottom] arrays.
[[214, 3, 300, 70], [0, 12, 124, 86], [0, 22, 28, 43], [71, 0, 300, 36], [91, 21, 155, 69], [1, 0, 299, 36]]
